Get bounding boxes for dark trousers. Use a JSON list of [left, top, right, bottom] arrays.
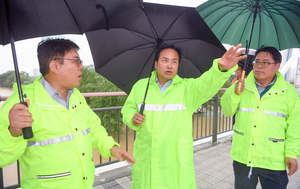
[[233, 161, 288, 189]]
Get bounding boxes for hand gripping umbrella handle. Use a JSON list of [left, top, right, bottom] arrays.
[[237, 71, 246, 94], [238, 40, 248, 94], [20, 101, 33, 139]]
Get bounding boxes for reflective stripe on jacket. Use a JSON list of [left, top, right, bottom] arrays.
[[0, 76, 118, 189], [221, 71, 300, 170], [122, 59, 237, 189]]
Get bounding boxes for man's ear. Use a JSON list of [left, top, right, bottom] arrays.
[[275, 63, 281, 71], [49, 60, 59, 73], [155, 61, 158, 69]]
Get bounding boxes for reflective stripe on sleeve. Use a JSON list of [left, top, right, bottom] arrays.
[[237, 108, 255, 112], [37, 172, 71, 179], [137, 103, 187, 112], [263, 111, 287, 118], [27, 134, 74, 147], [82, 128, 91, 135]]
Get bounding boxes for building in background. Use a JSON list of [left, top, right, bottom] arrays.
[[279, 48, 300, 96], [33, 68, 41, 78]]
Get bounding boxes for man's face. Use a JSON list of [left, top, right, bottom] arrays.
[[57, 48, 83, 89], [235, 66, 243, 79], [253, 51, 280, 85], [155, 48, 179, 85]]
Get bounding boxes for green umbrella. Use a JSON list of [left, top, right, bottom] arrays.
[[196, 0, 300, 51], [197, 0, 300, 92]]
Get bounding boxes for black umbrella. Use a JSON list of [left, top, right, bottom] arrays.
[[1, 0, 142, 139], [0, 0, 142, 45], [86, 3, 227, 113]]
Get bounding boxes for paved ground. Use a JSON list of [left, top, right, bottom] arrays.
[[93, 134, 300, 189]]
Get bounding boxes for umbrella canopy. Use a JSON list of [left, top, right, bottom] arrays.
[[0, 0, 142, 45], [196, 0, 300, 51], [1, 0, 141, 138], [86, 2, 226, 94]]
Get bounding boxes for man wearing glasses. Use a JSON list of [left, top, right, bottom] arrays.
[[0, 38, 135, 189], [221, 46, 300, 189]]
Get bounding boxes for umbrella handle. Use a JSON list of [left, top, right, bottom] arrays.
[[237, 70, 246, 94], [139, 102, 145, 115], [20, 101, 33, 139]]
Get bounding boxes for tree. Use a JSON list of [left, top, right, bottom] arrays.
[[0, 71, 34, 88], [77, 65, 128, 134], [0, 71, 15, 88]]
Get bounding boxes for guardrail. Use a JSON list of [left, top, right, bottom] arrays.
[[0, 92, 232, 189]]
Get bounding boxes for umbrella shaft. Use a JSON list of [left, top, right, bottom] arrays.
[[4, 0, 25, 103], [247, 0, 259, 50], [5, 0, 33, 139]]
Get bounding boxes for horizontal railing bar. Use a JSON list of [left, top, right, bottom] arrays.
[[0, 89, 228, 102], [95, 159, 119, 168], [82, 92, 127, 97], [92, 106, 123, 112]]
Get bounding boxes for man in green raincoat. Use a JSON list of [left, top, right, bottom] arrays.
[[0, 38, 135, 189], [122, 44, 246, 189], [221, 46, 300, 188]]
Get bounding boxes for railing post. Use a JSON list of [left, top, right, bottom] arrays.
[[212, 94, 219, 143], [0, 168, 3, 189]]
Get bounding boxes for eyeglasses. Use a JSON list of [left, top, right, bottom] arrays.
[[54, 58, 83, 66], [252, 60, 277, 68]]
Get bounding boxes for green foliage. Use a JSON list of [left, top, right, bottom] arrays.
[[77, 65, 127, 134], [217, 79, 231, 98], [0, 71, 35, 88], [229, 74, 237, 83], [195, 78, 232, 114]]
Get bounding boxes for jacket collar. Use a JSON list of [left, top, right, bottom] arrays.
[[150, 70, 182, 85], [246, 71, 287, 92]]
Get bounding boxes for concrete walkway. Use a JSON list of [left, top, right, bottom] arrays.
[[92, 134, 300, 189]]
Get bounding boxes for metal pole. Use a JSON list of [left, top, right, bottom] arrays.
[[17, 161, 21, 186], [0, 168, 3, 189], [4, 0, 33, 139], [212, 94, 219, 143]]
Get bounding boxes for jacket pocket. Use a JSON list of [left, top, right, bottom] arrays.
[[232, 129, 245, 153], [234, 129, 244, 136], [37, 171, 72, 189], [268, 138, 284, 142], [266, 137, 285, 160]]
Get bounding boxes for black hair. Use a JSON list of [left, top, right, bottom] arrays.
[[255, 46, 282, 64], [154, 45, 181, 63], [37, 38, 79, 76]]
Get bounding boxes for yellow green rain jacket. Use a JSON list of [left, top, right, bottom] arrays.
[[221, 71, 300, 170], [122, 59, 236, 189], [0, 76, 118, 189]]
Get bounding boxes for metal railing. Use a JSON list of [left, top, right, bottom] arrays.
[[0, 94, 232, 189]]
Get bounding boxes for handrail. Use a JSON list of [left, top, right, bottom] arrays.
[[0, 92, 128, 102], [82, 92, 127, 97], [0, 89, 228, 102]]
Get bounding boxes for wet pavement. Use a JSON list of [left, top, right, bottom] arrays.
[[92, 132, 300, 189]]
